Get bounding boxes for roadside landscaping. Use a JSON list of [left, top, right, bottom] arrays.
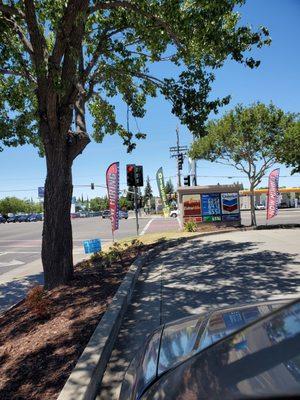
[[0, 226, 240, 400], [0, 240, 153, 400]]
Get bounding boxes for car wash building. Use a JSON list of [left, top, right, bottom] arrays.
[[177, 184, 242, 226]]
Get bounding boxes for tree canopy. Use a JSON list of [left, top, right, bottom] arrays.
[[276, 121, 300, 174], [0, 0, 271, 152], [0, 0, 271, 288], [190, 102, 297, 225]]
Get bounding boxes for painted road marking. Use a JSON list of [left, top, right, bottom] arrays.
[[0, 251, 40, 255], [0, 259, 25, 268], [140, 219, 154, 236]]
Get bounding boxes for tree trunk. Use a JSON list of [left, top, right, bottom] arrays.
[[250, 185, 257, 226], [42, 144, 74, 289]]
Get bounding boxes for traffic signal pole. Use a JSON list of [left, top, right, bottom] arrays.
[[134, 186, 139, 236], [169, 127, 188, 189]]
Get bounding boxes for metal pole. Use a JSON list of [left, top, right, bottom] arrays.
[[176, 127, 181, 187], [134, 186, 139, 236]]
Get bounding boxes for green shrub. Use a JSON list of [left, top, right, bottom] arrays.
[[184, 220, 197, 232]]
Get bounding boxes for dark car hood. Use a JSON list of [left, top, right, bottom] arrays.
[[120, 299, 287, 400]]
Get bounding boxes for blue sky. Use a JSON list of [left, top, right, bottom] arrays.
[[0, 0, 299, 200]]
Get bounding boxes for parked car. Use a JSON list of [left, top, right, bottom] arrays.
[[119, 210, 128, 219], [6, 215, 17, 223], [102, 210, 111, 219], [27, 214, 39, 222], [36, 213, 43, 221], [16, 214, 30, 222], [169, 209, 179, 218], [119, 299, 300, 400], [255, 204, 266, 210], [0, 215, 6, 223]]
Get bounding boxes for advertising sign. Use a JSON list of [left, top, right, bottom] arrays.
[[203, 215, 221, 222], [156, 167, 170, 217], [71, 196, 76, 214], [183, 194, 201, 218], [38, 187, 45, 198], [83, 239, 101, 254], [221, 193, 239, 214], [201, 193, 221, 216], [267, 168, 280, 220], [222, 214, 240, 222], [106, 162, 119, 233]]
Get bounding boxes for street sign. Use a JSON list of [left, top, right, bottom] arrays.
[[83, 239, 101, 254], [38, 187, 45, 198]]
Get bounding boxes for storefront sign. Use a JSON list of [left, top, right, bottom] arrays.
[[106, 162, 119, 232], [201, 193, 221, 216], [221, 193, 239, 214]]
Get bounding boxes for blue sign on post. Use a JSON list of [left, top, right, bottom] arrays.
[[83, 239, 102, 254], [38, 187, 45, 198]]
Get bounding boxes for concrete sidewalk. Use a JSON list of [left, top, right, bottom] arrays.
[[0, 248, 87, 314], [98, 229, 300, 400]]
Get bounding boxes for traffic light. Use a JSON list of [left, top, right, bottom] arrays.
[[126, 164, 136, 186], [135, 165, 144, 187], [178, 153, 184, 170], [184, 175, 191, 186], [91, 183, 94, 190]]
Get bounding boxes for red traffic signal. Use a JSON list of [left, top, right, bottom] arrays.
[[126, 164, 136, 186]]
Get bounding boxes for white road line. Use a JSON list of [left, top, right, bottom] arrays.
[[140, 219, 154, 236], [0, 251, 40, 254], [0, 259, 25, 268]]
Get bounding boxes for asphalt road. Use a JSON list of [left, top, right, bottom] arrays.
[[241, 208, 300, 226], [0, 216, 153, 276], [0, 209, 299, 277]]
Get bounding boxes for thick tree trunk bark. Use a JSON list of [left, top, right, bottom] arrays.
[[42, 145, 74, 289], [250, 185, 257, 226]]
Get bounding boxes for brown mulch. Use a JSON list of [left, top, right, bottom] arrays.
[[0, 245, 154, 400]]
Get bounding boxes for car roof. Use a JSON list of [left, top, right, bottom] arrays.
[[142, 298, 300, 400]]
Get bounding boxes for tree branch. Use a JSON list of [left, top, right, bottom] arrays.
[[23, 0, 47, 72], [90, 1, 184, 51], [0, 5, 34, 56], [50, 0, 89, 70], [83, 26, 127, 81]]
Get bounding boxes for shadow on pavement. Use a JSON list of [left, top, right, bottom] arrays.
[[0, 273, 44, 314], [98, 237, 300, 400]]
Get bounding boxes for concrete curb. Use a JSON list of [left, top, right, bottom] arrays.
[[57, 246, 163, 400]]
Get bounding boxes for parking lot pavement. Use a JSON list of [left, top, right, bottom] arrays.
[[98, 228, 300, 400]]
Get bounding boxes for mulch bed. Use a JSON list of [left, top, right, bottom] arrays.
[[0, 243, 154, 400]]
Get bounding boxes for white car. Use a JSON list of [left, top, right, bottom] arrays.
[[255, 204, 266, 210], [170, 209, 179, 218]]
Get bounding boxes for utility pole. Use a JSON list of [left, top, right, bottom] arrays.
[[169, 127, 188, 188], [176, 127, 181, 187]]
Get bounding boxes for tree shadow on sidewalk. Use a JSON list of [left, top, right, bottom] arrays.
[[98, 237, 300, 400]]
